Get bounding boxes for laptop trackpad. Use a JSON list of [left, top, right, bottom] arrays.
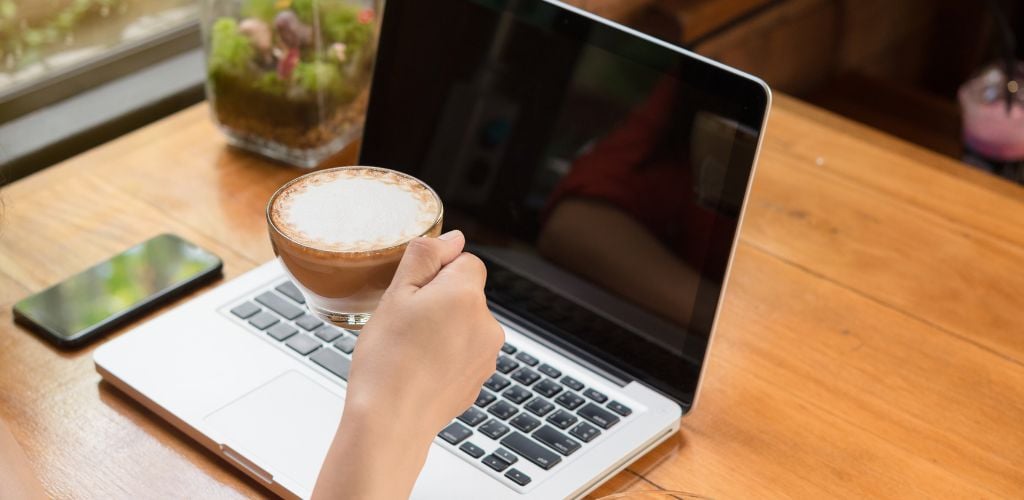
[[205, 370, 344, 489]]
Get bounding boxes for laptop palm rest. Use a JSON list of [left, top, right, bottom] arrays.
[[205, 370, 344, 490]]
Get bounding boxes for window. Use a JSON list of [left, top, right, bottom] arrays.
[[1, 0, 197, 101], [1, 0, 202, 182]]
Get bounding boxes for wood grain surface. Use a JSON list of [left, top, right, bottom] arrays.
[[1, 93, 1022, 498]]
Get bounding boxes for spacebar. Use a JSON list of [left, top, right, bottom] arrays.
[[500, 432, 562, 470], [310, 349, 351, 380]]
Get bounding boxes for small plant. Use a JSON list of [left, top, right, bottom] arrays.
[[205, 0, 377, 165], [208, 18, 253, 78]]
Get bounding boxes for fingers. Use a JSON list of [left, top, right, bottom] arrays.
[[391, 230, 465, 290], [431, 252, 487, 291]]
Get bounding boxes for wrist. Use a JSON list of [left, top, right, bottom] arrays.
[[340, 391, 437, 454], [315, 396, 436, 499]]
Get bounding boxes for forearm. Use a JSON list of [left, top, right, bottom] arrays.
[[0, 418, 47, 500], [312, 398, 434, 499]]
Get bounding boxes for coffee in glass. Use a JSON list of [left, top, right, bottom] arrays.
[[267, 166, 443, 328]]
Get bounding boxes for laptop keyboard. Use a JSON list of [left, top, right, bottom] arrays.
[[224, 280, 637, 491], [438, 340, 634, 489], [227, 281, 359, 382]]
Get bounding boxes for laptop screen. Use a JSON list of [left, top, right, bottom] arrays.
[[361, 0, 768, 407]]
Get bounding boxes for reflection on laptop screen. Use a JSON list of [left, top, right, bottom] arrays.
[[362, 0, 768, 406]]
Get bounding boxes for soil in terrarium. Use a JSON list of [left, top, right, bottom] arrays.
[[207, 0, 376, 150]]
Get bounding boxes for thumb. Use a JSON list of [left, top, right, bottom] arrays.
[[391, 230, 465, 290]]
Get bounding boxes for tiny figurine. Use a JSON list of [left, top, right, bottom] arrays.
[[331, 42, 347, 63], [239, 18, 273, 64], [275, 10, 313, 48], [278, 46, 300, 79]]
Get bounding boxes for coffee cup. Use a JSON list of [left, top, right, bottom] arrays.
[[267, 166, 443, 329]]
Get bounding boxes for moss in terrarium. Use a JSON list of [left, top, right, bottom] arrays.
[[289, 1, 373, 51], [322, 6, 373, 52], [290, 0, 317, 23], [293, 60, 356, 101], [241, 0, 277, 22], [208, 17, 253, 77], [0, 1, 16, 19], [253, 72, 287, 95]]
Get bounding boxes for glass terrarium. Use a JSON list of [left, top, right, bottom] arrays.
[[199, 0, 380, 167]]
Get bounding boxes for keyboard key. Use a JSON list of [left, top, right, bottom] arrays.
[[484, 373, 511, 392], [439, 422, 472, 445], [555, 391, 585, 410], [346, 328, 360, 337], [248, 312, 279, 330], [488, 401, 518, 420], [496, 356, 519, 374], [511, 368, 540, 386], [607, 401, 633, 416], [230, 302, 260, 319], [285, 334, 321, 356], [505, 468, 531, 486], [533, 425, 581, 456], [334, 335, 357, 354], [525, 398, 555, 417], [533, 379, 563, 398], [546, 409, 577, 430], [501, 343, 517, 354], [500, 432, 562, 470], [295, 314, 324, 331], [255, 291, 304, 320], [510, 413, 541, 433], [479, 419, 510, 439], [515, 351, 539, 366], [560, 376, 584, 391], [275, 281, 306, 304], [482, 454, 510, 472], [537, 363, 561, 378], [310, 348, 351, 380], [459, 441, 485, 459], [502, 386, 532, 404], [458, 407, 488, 427], [313, 325, 344, 342], [583, 388, 608, 403], [475, 390, 497, 408], [266, 323, 298, 341], [578, 403, 620, 429], [570, 422, 601, 443], [493, 447, 518, 465]]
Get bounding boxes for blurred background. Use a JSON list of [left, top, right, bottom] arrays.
[[1, 0, 1022, 184]]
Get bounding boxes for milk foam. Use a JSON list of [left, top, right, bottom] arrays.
[[272, 168, 441, 251]]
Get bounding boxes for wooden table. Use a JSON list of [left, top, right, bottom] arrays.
[[1, 94, 1022, 498]]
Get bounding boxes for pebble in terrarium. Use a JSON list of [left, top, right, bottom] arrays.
[[203, 0, 379, 167]]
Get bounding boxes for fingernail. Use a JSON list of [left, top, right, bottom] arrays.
[[438, 229, 462, 241]]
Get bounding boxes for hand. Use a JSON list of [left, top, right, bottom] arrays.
[[313, 230, 504, 499], [346, 230, 505, 434]]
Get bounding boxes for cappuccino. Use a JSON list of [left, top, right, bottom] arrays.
[[268, 167, 443, 327]]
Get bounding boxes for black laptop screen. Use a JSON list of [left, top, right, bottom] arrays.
[[361, 0, 768, 407]]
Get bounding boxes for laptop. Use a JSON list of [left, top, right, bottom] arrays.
[[94, 0, 770, 498]]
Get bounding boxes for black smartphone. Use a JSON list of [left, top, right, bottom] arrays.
[[13, 233, 223, 348]]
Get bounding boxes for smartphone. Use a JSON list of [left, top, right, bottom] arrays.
[[13, 233, 223, 348]]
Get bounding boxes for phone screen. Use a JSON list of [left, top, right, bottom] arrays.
[[14, 234, 222, 342]]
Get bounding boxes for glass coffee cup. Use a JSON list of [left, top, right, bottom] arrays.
[[266, 166, 443, 329]]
